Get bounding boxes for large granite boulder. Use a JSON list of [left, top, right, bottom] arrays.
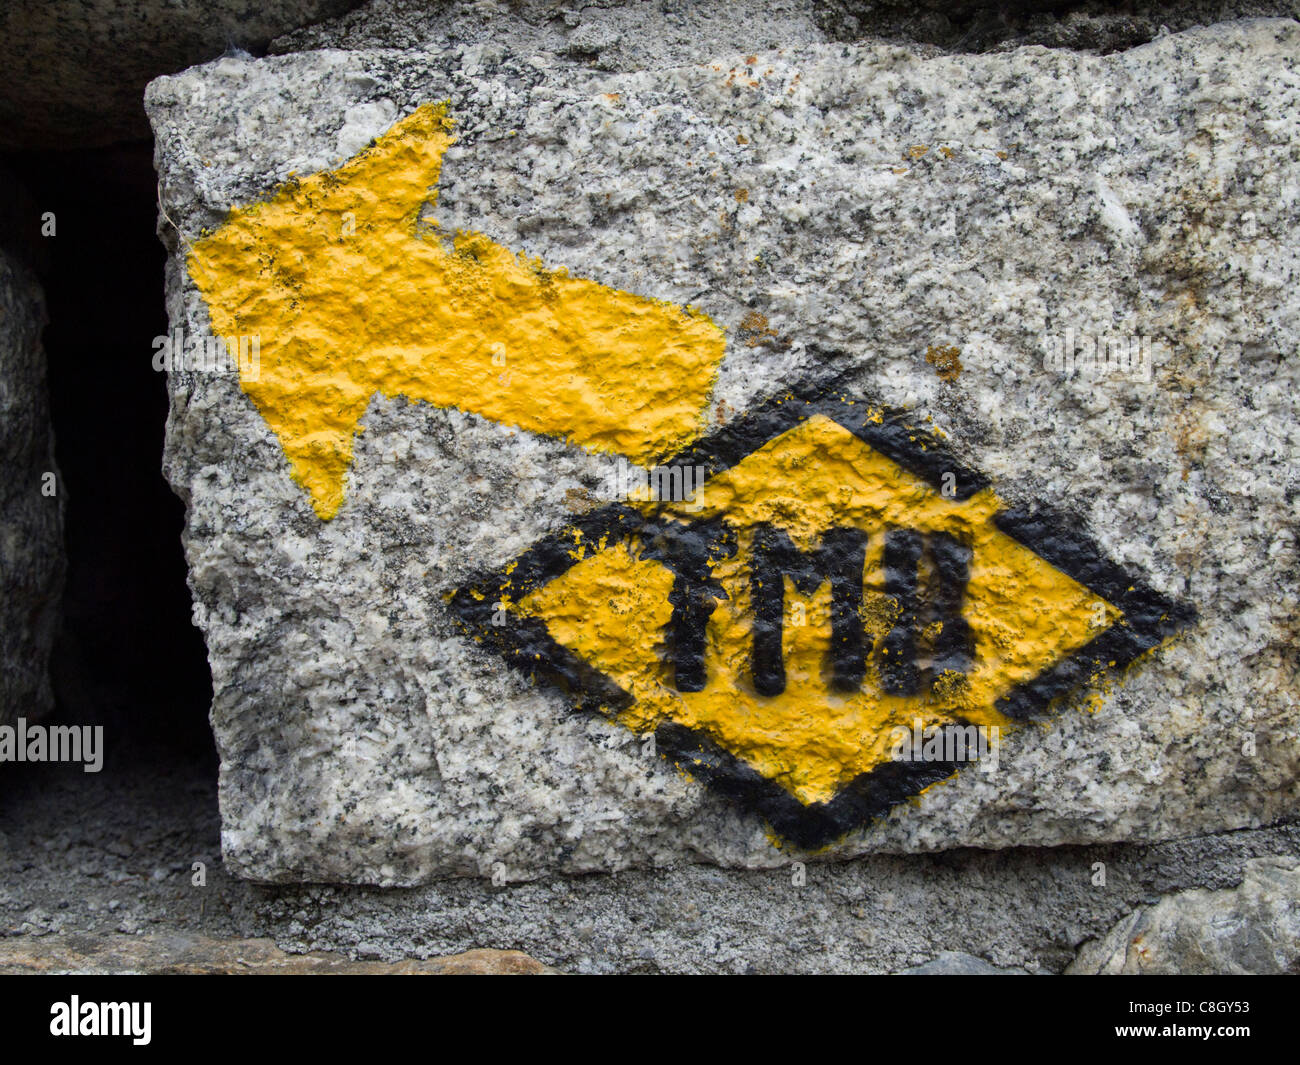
[[146, 17, 1299, 884]]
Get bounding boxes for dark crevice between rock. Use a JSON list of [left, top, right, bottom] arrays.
[[0, 1, 371, 150], [816, 0, 1300, 53], [0, 143, 216, 772]]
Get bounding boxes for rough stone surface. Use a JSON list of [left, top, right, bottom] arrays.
[[1, 755, 1298, 973], [899, 949, 1029, 974], [147, 18, 1300, 884], [1067, 855, 1300, 974], [0, 248, 64, 725], [0, 1, 365, 148], [0, 932, 553, 974]]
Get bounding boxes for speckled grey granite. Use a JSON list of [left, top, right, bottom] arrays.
[[147, 18, 1300, 885], [6, 0, 1295, 150], [0, 0, 365, 148], [1068, 855, 1300, 973], [0, 249, 64, 725]]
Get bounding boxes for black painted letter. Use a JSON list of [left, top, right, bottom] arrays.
[[750, 524, 869, 696], [880, 529, 973, 695], [639, 516, 736, 693]]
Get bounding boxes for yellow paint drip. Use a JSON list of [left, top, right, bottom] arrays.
[[187, 103, 726, 519], [520, 417, 1120, 806]]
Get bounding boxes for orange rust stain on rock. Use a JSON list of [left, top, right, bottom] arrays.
[[1173, 417, 1209, 481]]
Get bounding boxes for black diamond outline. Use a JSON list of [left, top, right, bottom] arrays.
[[447, 378, 1196, 849]]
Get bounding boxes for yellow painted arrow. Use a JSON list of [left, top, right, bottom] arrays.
[[187, 103, 726, 519]]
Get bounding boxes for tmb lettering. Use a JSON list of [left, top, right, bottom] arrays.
[[650, 519, 972, 696]]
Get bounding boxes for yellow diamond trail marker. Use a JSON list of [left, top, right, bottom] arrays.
[[187, 102, 726, 520], [451, 387, 1194, 848]]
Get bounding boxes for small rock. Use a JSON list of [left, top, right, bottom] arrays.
[[899, 951, 1030, 975], [1068, 856, 1300, 975]]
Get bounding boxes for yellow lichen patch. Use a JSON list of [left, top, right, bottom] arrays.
[[187, 102, 726, 519], [737, 310, 786, 350], [520, 416, 1119, 806], [926, 344, 962, 382]]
